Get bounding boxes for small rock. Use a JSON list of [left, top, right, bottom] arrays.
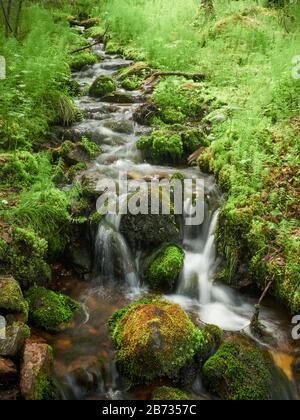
[[0, 322, 30, 357], [0, 357, 18, 387], [0, 276, 29, 322], [20, 340, 54, 400]]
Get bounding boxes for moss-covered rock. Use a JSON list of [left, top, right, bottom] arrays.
[[202, 338, 273, 400], [26, 287, 80, 332], [152, 386, 191, 400], [20, 340, 57, 400], [142, 244, 184, 291], [70, 52, 99, 71], [0, 322, 30, 357], [0, 227, 51, 290], [89, 75, 117, 98], [182, 128, 210, 156], [119, 189, 180, 250], [85, 25, 106, 40], [60, 137, 102, 165], [137, 130, 183, 164], [0, 276, 29, 322], [80, 17, 101, 29], [108, 298, 208, 384]]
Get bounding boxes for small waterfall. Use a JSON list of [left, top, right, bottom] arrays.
[[177, 209, 219, 304], [94, 217, 139, 289]]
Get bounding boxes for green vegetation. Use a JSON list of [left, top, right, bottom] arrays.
[[26, 286, 80, 332], [142, 244, 185, 291], [152, 387, 191, 401], [0, 276, 29, 322], [96, 0, 300, 313], [108, 298, 208, 384], [89, 75, 117, 97], [202, 338, 273, 400]]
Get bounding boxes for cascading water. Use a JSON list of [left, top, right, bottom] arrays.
[[48, 41, 299, 401]]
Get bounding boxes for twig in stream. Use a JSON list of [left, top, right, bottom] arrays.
[[70, 25, 110, 54], [250, 279, 274, 337], [147, 71, 206, 82]]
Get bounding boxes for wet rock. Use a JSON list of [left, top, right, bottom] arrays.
[[26, 287, 80, 333], [89, 75, 117, 98], [133, 103, 159, 125], [102, 119, 134, 134], [108, 298, 209, 384], [102, 91, 141, 104], [142, 244, 185, 291], [152, 386, 192, 400], [0, 387, 20, 400], [120, 189, 180, 250], [0, 322, 30, 357], [0, 357, 18, 387], [20, 340, 55, 400], [0, 276, 29, 322], [202, 336, 273, 400]]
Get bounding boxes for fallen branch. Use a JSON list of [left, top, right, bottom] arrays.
[[70, 25, 110, 54], [149, 71, 205, 82], [250, 279, 274, 337]]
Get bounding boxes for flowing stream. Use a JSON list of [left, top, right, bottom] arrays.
[[48, 43, 300, 400]]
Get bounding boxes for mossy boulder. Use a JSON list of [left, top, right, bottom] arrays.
[[0, 227, 51, 290], [89, 75, 117, 98], [26, 287, 80, 332], [70, 52, 99, 71], [0, 276, 28, 322], [119, 189, 180, 250], [80, 17, 101, 29], [182, 128, 209, 156], [142, 244, 184, 291], [108, 298, 208, 384], [137, 130, 183, 164], [152, 386, 191, 400], [202, 338, 273, 400]]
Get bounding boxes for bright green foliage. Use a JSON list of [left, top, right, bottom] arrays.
[[152, 387, 191, 401], [78, 137, 102, 159], [143, 244, 184, 291], [137, 130, 183, 164], [108, 298, 208, 384], [0, 276, 29, 322], [26, 286, 80, 332], [70, 51, 99, 70], [202, 339, 273, 400], [0, 227, 51, 290], [89, 75, 117, 97], [85, 25, 106, 39]]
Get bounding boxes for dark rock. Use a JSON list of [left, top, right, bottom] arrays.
[[0, 322, 30, 357], [0, 357, 18, 387]]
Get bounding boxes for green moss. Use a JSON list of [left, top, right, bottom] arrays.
[[108, 298, 208, 384], [26, 287, 80, 332], [0, 227, 51, 290], [80, 17, 101, 28], [152, 386, 191, 400], [85, 25, 106, 39], [117, 62, 151, 89], [182, 128, 209, 156], [121, 77, 141, 91], [202, 339, 273, 400], [0, 276, 29, 322], [78, 137, 102, 159], [143, 244, 184, 291], [70, 52, 99, 71], [137, 130, 183, 164], [89, 75, 117, 97], [105, 40, 124, 55]]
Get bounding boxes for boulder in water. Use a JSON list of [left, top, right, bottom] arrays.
[[142, 244, 184, 291], [0, 357, 18, 387], [202, 337, 273, 400], [26, 287, 80, 332], [152, 386, 192, 400], [108, 298, 209, 384], [89, 75, 117, 98]]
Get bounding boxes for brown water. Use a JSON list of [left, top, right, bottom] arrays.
[[49, 42, 300, 400]]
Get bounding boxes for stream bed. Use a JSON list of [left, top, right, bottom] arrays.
[[47, 43, 300, 400]]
